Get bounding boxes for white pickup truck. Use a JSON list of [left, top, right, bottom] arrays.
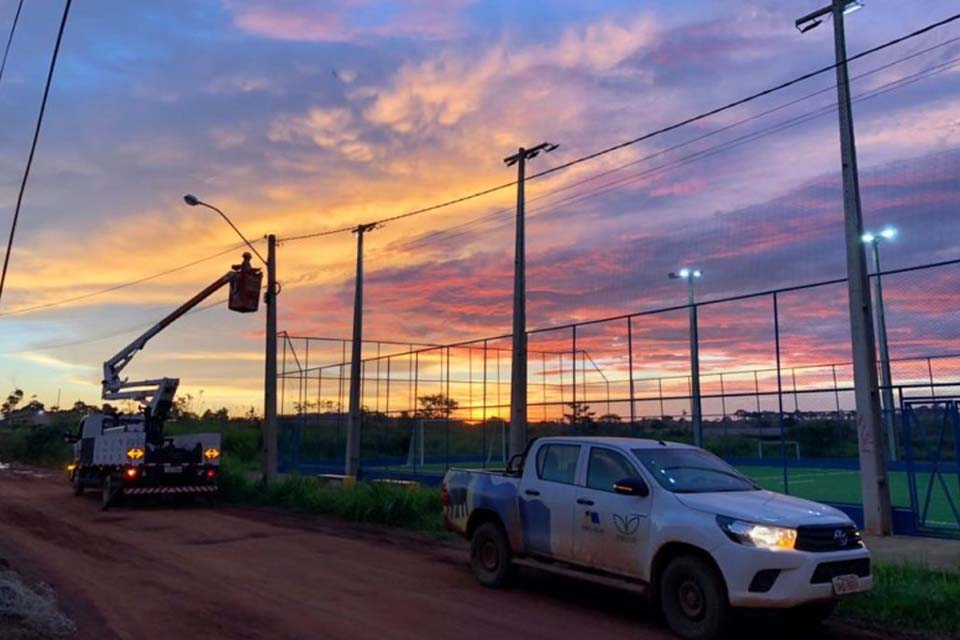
[[441, 437, 871, 640]]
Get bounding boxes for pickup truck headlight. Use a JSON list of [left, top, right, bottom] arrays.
[[717, 515, 797, 551]]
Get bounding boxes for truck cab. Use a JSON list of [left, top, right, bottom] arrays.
[[442, 437, 871, 640]]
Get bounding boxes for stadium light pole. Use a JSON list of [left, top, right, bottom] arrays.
[[504, 142, 558, 460], [345, 222, 378, 477], [669, 269, 704, 447], [184, 194, 278, 482], [796, 0, 892, 535], [863, 227, 898, 462]]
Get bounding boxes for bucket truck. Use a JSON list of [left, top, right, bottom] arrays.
[[66, 253, 263, 509]]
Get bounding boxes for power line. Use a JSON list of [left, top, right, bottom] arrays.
[[0, 0, 72, 308], [367, 38, 960, 261], [2, 297, 230, 355], [0, 240, 255, 317], [0, 0, 23, 85], [279, 12, 960, 244], [8, 20, 956, 320]]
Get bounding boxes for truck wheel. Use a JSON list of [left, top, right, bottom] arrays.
[[659, 555, 729, 640], [101, 475, 116, 511], [470, 522, 512, 588], [71, 468, 84, 496]]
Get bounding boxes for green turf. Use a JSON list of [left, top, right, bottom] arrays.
[[364, 459, 960, 530]]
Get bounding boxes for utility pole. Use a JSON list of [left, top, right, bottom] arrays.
[[669, 269, 703, 447], [345, 223, 376, 477], [504, 142, 558, 460], [796, 0, 892, 534], [183, 195, 278, 483], [263, 234, 278, 481]]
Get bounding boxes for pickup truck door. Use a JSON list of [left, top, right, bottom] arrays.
[[573, 446, 651, 579], [518, 442, 582, 561]]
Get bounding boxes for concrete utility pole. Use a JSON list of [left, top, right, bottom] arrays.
[[669, 269, 703, 447], [504, 142, 558, 460], [183, 195, 278, 483], [864, 228, 898, 462], [796, 0, 892, 534], [345, 223, 377, 477], [263, 234, 278, 481]]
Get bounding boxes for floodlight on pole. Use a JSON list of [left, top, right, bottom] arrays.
[[863, 225, 898, 462], [669, 268, 704, 447], [795, 1, 863, 32], [795, 0, 891, 534]]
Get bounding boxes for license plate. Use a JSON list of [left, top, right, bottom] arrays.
[[164, 465, 183, 474], [832, 574, 861, 595]]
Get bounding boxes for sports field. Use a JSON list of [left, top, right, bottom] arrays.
[[744, 466, 959, 528], [365, 459, 960, 529]]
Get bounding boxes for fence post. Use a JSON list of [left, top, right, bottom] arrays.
[[542, 351, 547, 423], [482, 340, 488, 468], [572, 325, 577, 433], [774, 292, 788, 494], [385, 356, 391, 417], [628, 317, 636, 436]]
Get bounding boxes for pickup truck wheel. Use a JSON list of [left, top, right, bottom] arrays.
[[659, 555, 729, 640], [470, 522, 512, 588], [71, 468, 84, 496]]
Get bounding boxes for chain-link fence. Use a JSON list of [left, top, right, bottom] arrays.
[[278, 258, 960, 519]]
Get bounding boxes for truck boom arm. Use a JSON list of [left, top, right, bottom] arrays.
[[102, 254, 256, 415]]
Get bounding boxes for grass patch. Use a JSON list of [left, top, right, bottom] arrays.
[[219, 458, 445, 534], [839, 563, 960, 636]]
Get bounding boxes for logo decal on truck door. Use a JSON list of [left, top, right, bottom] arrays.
[[582, 510, 603, 533], [613, 514, 642, 542]]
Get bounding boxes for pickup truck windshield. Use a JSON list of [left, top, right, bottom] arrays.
[[632, 448, 759, 493]]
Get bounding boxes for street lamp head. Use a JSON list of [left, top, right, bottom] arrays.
[[861, 232, 876, 243], [692, 269, 703, 278], [880, 226, 897, 240], [679, 268, 691, 279], [795, 1, 862, 34], [183, 194, 201, 207], [843, 1, 864, 16]]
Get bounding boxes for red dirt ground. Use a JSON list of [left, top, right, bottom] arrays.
[[0, 466, 906, 640]]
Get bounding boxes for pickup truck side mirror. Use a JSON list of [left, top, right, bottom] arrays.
[[506, 453, 525, 476], [613, 477, 649, 497]]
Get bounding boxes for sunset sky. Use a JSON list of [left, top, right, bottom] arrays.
[[1, 0, 959, 417]]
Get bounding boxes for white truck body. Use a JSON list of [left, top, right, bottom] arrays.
[[71, 413, 221, 506], [442, 437, 871, 639]]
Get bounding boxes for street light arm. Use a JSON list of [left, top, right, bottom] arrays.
[[195, 200, 267, 265], [796, 4, 832, 29]]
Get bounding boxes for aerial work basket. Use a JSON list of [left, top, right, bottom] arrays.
[[228, 253, 263, 313]]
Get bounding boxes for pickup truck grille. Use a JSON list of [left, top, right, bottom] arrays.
[[795, 524, 862, 552], [810, 558, 870, 584]]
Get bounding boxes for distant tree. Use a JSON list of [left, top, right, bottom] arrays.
[[21, 398, 45, 414], [244, 406, 259, 421], [2, 389, 24, 417], [170, 393, 199, 420], [563, 402, 596, 430], [598, 413, 622, 424], [416, 394, 459, 419], [202, 407, 230, 422], [72, 400, 98, 414]]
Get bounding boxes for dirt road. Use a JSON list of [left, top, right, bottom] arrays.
[[0, 467, 894, 640]]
